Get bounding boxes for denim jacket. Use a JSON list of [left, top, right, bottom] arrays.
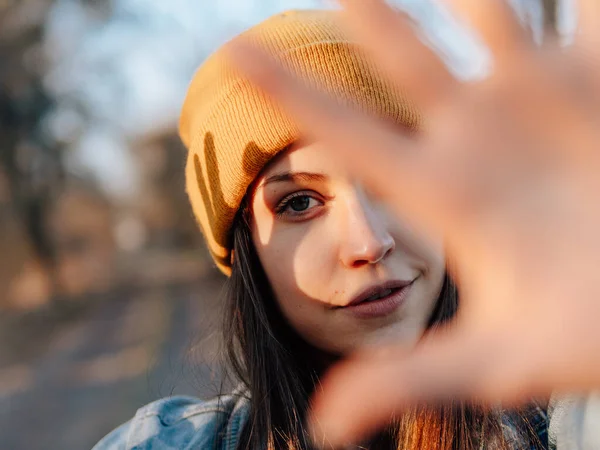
[[92, 387, 250, 450], [93, 390, 600, 450]]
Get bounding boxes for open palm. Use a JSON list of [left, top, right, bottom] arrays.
[[229, 0, 600, 445]]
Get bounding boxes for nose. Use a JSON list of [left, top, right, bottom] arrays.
[[339, 192, 395, 269]]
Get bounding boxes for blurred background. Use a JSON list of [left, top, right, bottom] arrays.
[[0, 0, 569, 448]]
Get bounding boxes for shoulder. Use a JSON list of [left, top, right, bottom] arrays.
[[92, 389, 250, 450]]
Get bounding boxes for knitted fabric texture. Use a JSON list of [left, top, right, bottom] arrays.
[[179, 9, 420, 275]]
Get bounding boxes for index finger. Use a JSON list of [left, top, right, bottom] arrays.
[[308, 325, 503, 447]]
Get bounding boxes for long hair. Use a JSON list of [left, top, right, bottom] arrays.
[[222, 202, 541, 450]]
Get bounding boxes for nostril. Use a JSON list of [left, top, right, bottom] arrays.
[[384, 246, 394, 260], [352, 259, 370, 269]]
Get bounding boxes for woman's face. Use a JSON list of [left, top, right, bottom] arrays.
[[250, 142, 446, 354]]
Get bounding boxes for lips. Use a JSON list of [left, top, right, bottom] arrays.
[[346, 280, 414, 307], [339, 279, 416, 319]]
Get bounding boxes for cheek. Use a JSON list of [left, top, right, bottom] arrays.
[[425, 244, 445, 279], [415, 239, 446, 307], [386, 206, 445, 262], [390, 219, 446, 277], [252, 222, 340, 349], [256, 223, 337, 304]]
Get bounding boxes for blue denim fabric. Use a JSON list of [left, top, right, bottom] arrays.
[[92, 389, 250, 450], [93, 387, 556, 449], [94, 387, 600, 450]]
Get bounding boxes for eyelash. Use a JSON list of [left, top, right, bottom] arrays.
[[275, 191, 324, 218]]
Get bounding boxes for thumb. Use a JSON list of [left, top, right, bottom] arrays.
[[308, 325, 493, 447]]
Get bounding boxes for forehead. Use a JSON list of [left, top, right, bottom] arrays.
[[259, 141, 346, 179]]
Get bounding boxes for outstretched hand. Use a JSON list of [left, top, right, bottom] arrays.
[[228, 0, 600, 446]]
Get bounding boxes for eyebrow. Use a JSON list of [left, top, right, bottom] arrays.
[[262, 171, 328, 186]]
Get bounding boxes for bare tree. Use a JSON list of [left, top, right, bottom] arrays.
[[0, 0, 113, 301], [0, 0, 62, 282]]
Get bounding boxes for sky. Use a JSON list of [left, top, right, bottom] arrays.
[[41, 0, 574, 200]]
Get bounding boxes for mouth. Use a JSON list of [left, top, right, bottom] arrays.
[[338, 279, 417, 319]]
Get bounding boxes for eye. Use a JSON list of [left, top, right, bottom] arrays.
[[275, 191, 324, 219], [289, 195, 311, 212]]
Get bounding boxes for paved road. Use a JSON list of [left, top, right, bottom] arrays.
[[0, 273, 231, 450]]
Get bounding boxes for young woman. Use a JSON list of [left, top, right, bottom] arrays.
[[93, 10, 548, 450]]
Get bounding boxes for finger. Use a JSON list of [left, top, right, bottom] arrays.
[[576, 0, 600, 48], [308, 326, 496, 447], [337, 0, 458, 110], [444, 0, 529, 63], [227, 41, 455, 235]]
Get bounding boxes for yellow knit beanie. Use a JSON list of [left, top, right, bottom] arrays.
[[179, 9, 420, 275]]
